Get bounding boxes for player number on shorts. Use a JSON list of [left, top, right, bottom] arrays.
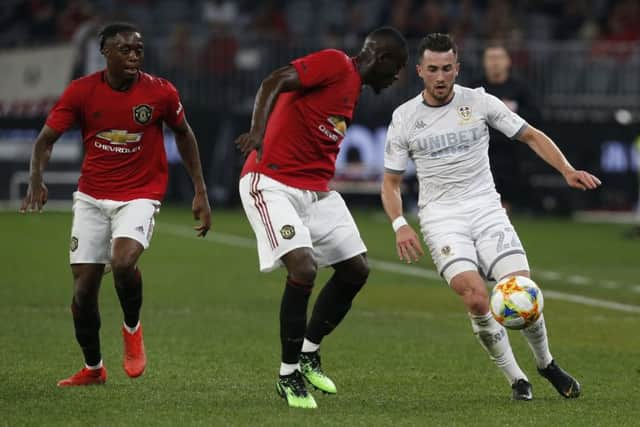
[[491, 227, 521, 253]]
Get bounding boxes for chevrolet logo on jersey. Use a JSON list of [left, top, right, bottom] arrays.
[[318, 115, 347, 142], [96, 130, 143, 145], [327, 116, 347, 136]]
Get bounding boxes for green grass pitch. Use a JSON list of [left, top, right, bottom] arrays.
[[1, 207, 639, 426]]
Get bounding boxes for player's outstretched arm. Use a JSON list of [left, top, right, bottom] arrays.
[[234, 65, 302, 160], [517, 125, 602, 191], [381, 172, 424, 264], [20, 125, 60, 213], [171, 118, 211, 237]]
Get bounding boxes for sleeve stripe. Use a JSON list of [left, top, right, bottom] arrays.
[[511, 123, 528, 140], [384, 168, 405, 175]]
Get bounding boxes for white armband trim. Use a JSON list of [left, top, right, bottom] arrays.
[[392, 216, 408, 232]]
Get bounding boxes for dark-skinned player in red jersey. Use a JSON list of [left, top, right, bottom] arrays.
[[20, 23, 211, 387], [235, 27, 408, 409]]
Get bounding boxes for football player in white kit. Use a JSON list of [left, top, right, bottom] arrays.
[[381, 33, 601, 400]]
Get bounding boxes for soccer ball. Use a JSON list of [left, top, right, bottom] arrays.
[[490, 276, 544, 330]]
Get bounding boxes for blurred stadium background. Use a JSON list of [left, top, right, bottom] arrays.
[[1, 1, 640, 425], [1, 0, 639, 215]]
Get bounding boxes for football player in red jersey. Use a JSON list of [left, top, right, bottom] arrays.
[[235, 27, 408, 408], [21, 23, 211, 387]]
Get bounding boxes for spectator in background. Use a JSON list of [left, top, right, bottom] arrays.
[[57, 0, 93, 41], [474, 43, 541, 212], [592, 0, 640, 61], [252, 0, 288, 39]]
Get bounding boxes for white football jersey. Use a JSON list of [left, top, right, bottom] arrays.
[[384, 84, 527, 206]]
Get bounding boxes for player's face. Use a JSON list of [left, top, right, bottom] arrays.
[[368, 50, 407, 94], [103, 32, 144, 80], [483, 47, 511, 79], [417, 49, 459, 104]]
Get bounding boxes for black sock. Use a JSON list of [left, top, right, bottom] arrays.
[[114, 268, 143, 329], [280, 276, 313, 364], [306, 273, 366, 345], [71, 299, 101, 366]]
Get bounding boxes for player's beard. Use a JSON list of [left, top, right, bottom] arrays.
[[429, 82, 453, 102]]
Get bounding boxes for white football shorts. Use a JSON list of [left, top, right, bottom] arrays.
[[419, 193, 529, 284], [69, 191, 160, 264], [239, 173, 367, 272]]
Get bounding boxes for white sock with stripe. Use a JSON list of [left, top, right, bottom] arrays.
[[470, 312, 527, 384], [279, 363, 299, 376], [520, 313, 553, 369]]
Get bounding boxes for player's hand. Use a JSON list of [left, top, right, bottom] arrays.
[[234, 131, 263, 161], [192, 191, 212, 237], [396, 225, 424, 264], [563, 169, 602, 191], [20, 177, 48, 213]]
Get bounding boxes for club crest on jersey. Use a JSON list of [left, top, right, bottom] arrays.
[[280, 225, 296, 240], [457, 105, 472, 121], [133, 104, 153, 125]]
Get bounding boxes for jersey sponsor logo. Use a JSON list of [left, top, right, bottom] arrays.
[[96, 130, 142, 145], [318, 115, 347, 142], [457, 105, 472, 122], [280, 225, 296, 240], [133, 104, 153, 125], [414, 124, 488, 157], [70, 236, 78, 252]]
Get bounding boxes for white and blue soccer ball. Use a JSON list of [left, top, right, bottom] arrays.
[[490, 276, 544, 330]]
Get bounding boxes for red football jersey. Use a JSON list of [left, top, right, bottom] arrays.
[[241, 49, 362, 191], [46, 71, 185, 201]]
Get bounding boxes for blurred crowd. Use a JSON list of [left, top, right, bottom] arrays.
[[1, 0, 639, 49], [1, 0, 638, 116]]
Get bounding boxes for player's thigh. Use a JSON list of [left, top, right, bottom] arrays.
[[307, 191, 367, 268], [70, 193, 111, 264], [419, 208, 478, 284], [239, 173, 312, 272], [110, 199, 160, 251], [473, 204, 529, 281]]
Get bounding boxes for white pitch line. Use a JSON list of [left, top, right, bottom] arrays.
[[159, 223, 640, 314]]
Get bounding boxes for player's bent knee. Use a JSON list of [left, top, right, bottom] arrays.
[[110, 256, 138, 277], [334, 254, 370, 285], [283, 248, 318, 284]]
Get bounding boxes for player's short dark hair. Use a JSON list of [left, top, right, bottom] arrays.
[[366, 26, 408, 54], [483, 41, 510, 56], [99, 22, 140, 50], [417, 33, 458, 61]]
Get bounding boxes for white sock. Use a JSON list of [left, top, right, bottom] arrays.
[[86, 360, 103, 370], [520, 313, 553, 369], [301, 338, 320, 353], [124, 321, 140, 334], [469, 312, 527, 384], [279, 363, 299, 376]]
